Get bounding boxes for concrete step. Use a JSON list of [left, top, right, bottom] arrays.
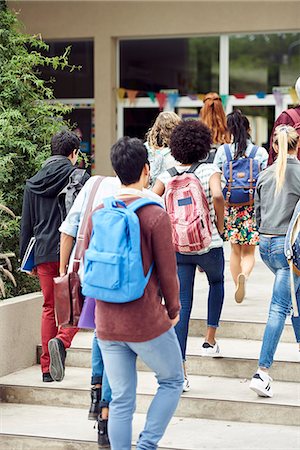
[[1, 403, 300, 450], [1, 366, 299, 427], [188, 317, 295, 342], [36, 334, 300, 382]]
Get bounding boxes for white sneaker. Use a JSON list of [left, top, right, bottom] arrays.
[[183, 377, 190, 392], [201, 341, 222, 357], [249, 370, 273, 398]]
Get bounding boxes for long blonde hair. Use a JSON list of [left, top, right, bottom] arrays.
[[273, 125, 299, 194], [147, 112, 181, 149], [200, 92, 230, 144]]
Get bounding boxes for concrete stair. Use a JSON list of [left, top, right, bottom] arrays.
[[1, 247, 300, 449]]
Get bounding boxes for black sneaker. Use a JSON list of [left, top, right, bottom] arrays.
[[48, 338, 66, 382], [88, 386, 102, 420], [98, 418, 110, 448], [42, 372, 54, 382]]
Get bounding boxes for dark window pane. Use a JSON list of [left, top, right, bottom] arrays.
[[41, 40, 94, 98], [232, 106, 275, 149], [124, 108, 160, 140], [120, 37, 219, 95], [230, 33, 300, 94]]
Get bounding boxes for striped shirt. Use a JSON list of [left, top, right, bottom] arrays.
[[157, 163, 225, 255]]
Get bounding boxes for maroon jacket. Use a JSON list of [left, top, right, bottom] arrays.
[[268, 106, 300, 165], [83, 196, 180, 342]]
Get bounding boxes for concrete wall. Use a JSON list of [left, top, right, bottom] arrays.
[[0, 293, 42, 377], [9, 1, 300, 175]]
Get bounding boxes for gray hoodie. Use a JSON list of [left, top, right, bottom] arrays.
[[255, 158, 300, 235]]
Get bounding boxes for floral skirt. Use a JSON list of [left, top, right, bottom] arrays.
[[224, 205, 259, 245]]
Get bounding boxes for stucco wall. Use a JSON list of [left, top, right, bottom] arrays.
[[0, 293, 42, 377], [9, 1, 300, 174]]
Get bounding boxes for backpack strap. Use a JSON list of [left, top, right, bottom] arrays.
[[285, 109, 300, 124], [224, 144, 232, 163], [127, 197, 163, 212], [187, 162, 201, 173], [249, 145, 259, 159], [73, 176, 105, 272], [167, 167, 179, 177]]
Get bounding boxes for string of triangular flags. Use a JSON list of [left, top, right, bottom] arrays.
[[116, 87, 298, 110]]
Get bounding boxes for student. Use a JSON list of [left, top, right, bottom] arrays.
[[153, 120, 225, 392], [214, 110, 268, 303], [250, 125, 300, 397], [267, 76, 300, 165], [82, 137, 183, 450], [146, 111, 182, 173], [20, 130, 89, 382], [200, 92, 231, 162], [59, 175, 119, 447], [59, 174, 164, 447]]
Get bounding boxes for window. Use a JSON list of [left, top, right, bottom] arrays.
[[229, 33, 300, 94], [41, 40, 94, 98], [120, 37, 219, 95]]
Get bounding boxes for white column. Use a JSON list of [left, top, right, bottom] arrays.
[[219, 35, 229, 96]]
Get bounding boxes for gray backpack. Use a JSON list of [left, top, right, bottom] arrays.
[[58, 168, 87, 221]]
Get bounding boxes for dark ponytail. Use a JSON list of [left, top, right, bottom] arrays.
[[227, 110, 250, 159]]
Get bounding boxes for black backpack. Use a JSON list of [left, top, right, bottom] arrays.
[[58, 168, 87, 221]]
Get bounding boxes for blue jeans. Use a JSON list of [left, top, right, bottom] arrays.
[[258, 236, 300, 369], [98, 327, 184, 450], [175, 247, 225, 359], [91, 332, 112, 406]]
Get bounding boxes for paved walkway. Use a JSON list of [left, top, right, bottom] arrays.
[[192, 242, 281, 323]]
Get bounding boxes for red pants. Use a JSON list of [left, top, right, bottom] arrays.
[[37, 262, 78, 373]]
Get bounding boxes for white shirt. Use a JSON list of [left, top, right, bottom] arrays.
[[59, 176, 164, 276], [158, 163, 225, 255]]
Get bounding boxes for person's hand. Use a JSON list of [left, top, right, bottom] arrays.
[[28, 267, 37, 277], [59, 272, 66, 277], [170, 314, 180, 327], [218, 225, 224, 236]]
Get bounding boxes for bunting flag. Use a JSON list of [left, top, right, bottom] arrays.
[[167, 92, 179, 109], [289, 88, 298, 104], [147, 91, 156, 103], [156, 92, 167, 110], [220, 94, 229, 108], [256, 91, 266, 99], [115, 86, 294, 108], [117, 88, 126, 100], [127, 90, 138, 105], [234, 93, 246, 99], [273, 89, 283, 109]]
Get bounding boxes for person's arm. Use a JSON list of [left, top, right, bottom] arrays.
[[254, 180, 261, 229], [20, 186, 33, 260], [151, 210, 180, 321], [209, 172, 225, 235], [60, 233, 75, 276], [152, 178, 165, 196], [213, 145, 225, 169]]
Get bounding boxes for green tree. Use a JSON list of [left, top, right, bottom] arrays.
[[0, 1, 75, 298]]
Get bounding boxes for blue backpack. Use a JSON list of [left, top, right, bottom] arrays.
[[285, 199, 300, 317], [82, 196, 162, 303], [222, 144, 260, 206]]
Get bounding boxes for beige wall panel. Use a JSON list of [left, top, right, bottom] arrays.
[[9, 1, 300, 173]]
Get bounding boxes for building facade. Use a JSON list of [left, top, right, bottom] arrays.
[[10, 0, 300, 175]]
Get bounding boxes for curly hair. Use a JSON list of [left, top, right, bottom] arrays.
[[170, 120, 212, 164], [200, 92, 230, 145], [146, 112, 181, 149]]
